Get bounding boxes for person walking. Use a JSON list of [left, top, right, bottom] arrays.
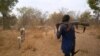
[[56, 15, 76, 56]]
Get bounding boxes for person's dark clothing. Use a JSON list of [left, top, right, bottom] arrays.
[[65, 53, 70, 56], [57, 23, 76, 56]]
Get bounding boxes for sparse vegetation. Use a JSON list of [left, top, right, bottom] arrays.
[[0, 27, 99, 56], [0, 36, 4, 46], [97, 35, 100, 39], [80, 49, 89, 54], [0, 0, 100, 56]]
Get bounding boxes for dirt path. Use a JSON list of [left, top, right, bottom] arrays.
[[20, 29, 100, 56], [75, 29, 100, 56], [0, 28, 100, 56]]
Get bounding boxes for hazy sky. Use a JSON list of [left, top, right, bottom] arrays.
[[13, 0, 91, 14]]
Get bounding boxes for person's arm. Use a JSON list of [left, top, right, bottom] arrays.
[[56, 24, 69, 39], [56, 25, 62, 39]]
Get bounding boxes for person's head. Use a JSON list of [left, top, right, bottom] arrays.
[[62, 15, 70, 22]]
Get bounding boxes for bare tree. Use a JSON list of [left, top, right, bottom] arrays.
[[47, 12, 63, 26], [79, 11, 91, 23], [17, 7, 47, 29]]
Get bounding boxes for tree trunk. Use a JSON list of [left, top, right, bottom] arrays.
[[94, 11, 100, 24], [2, 13, 10, 30]]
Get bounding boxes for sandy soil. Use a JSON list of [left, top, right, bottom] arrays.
[[0, 27, 100, 56]]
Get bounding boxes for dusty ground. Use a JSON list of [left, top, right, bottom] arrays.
[[0, 27, 100, 56]]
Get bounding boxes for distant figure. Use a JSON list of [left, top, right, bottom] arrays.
[[56, 15, 76, 56], [17, 36, 21, 49], [20, 27, 25, 42], [83, 26, 86, 33]]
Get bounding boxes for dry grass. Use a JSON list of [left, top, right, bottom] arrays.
[[97, 35, 100, 39], [0, 27, 100, 56], [0, 35, 4, 46], [0, 30, 20, 56]]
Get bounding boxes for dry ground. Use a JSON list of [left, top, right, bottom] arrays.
[[0, 27, 100, 56]]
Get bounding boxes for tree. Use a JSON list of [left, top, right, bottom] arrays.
[[47, 12, 63, 26], [9, 14, 17, 26], [0, 0, 18, 29], [38, 11, 48, 26], [88, 0, 100, 11], [17, 7, 45, 28], [46, 9, 76, 26], [79, 11, 91, 22], [0, 17, 2, 26], [88, 0, 100, 23]]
